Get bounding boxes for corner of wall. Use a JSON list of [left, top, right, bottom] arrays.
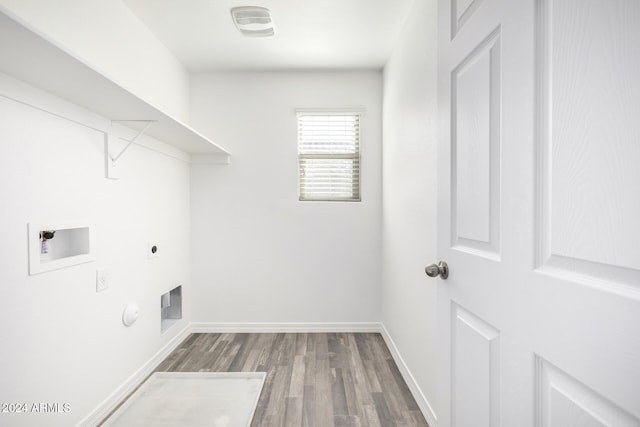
[[381, 0, 439, 420], [380, 324, 438, 426]]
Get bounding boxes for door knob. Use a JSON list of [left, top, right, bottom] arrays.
[[425, 261, 449, 279]]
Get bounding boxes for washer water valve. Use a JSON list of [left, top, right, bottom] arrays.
[[40, 230, 56, 254]]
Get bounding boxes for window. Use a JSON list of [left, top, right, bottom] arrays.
[[297, 112, 361, 201]]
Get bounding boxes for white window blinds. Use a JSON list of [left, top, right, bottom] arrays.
[[297, 112, 361, 201]]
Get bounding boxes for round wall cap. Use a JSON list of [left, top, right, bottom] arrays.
[[122, 302, 140, 326]]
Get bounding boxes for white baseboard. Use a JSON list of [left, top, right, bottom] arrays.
[[380, 324, 438, 427], [76, 324, 191, 427], [190, 321, 384, 333]]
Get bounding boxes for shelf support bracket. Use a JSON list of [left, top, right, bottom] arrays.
[[110, 120, 156, 162], [105, 120, 156, 180]]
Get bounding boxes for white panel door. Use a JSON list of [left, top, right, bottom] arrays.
[[436, 0, 640, 426]]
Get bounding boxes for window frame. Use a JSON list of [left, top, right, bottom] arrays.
[[296, 109, 363, 202]]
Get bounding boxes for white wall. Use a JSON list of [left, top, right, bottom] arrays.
[[190, 71, 382, 325], [382, 0, 439, 420], [0, 0, 190, 122], [0, 73, 191, 426]]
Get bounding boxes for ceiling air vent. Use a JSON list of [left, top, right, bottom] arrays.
[[231, 6, 274, 37]]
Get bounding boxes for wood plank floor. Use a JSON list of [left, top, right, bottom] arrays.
[[154, 333, 429, 427]]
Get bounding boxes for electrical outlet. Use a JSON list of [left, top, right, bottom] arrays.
[[96, 267, 109, 292], [148, 241, 159, 259]]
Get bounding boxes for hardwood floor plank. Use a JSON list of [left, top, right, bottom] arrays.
[[331, 368, 349, 416], [327, 333, 343, 369], [335, 414, 362, 427], [295, 333, 308, 356], [314, 358, 335, 426], [268, 364, 291, 425], [227, 333, 251, 371], [281, 333, 297, 366], [373, 360, 411, 423], [256, 333, 278, 371], [266, 334, 287, 367], [289, 354, 306, 398], [242, 348, 263, 372], [372, 392, 395, 427], [340, 366, 362, 419], [285, 397, 303, 427], [408, 411, 428, 426], [252, 369, 274, 425], [363, 403, 383, 427], [354, 333, 372, 361], [302, 385, 316, 427], [314, 332, 330, 361], [303, 350, 317, 386], [205, 335, 232, 370], [346, 334, 374, 392], [363, 359, 383, 393], [386, 359, 420, 412]]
